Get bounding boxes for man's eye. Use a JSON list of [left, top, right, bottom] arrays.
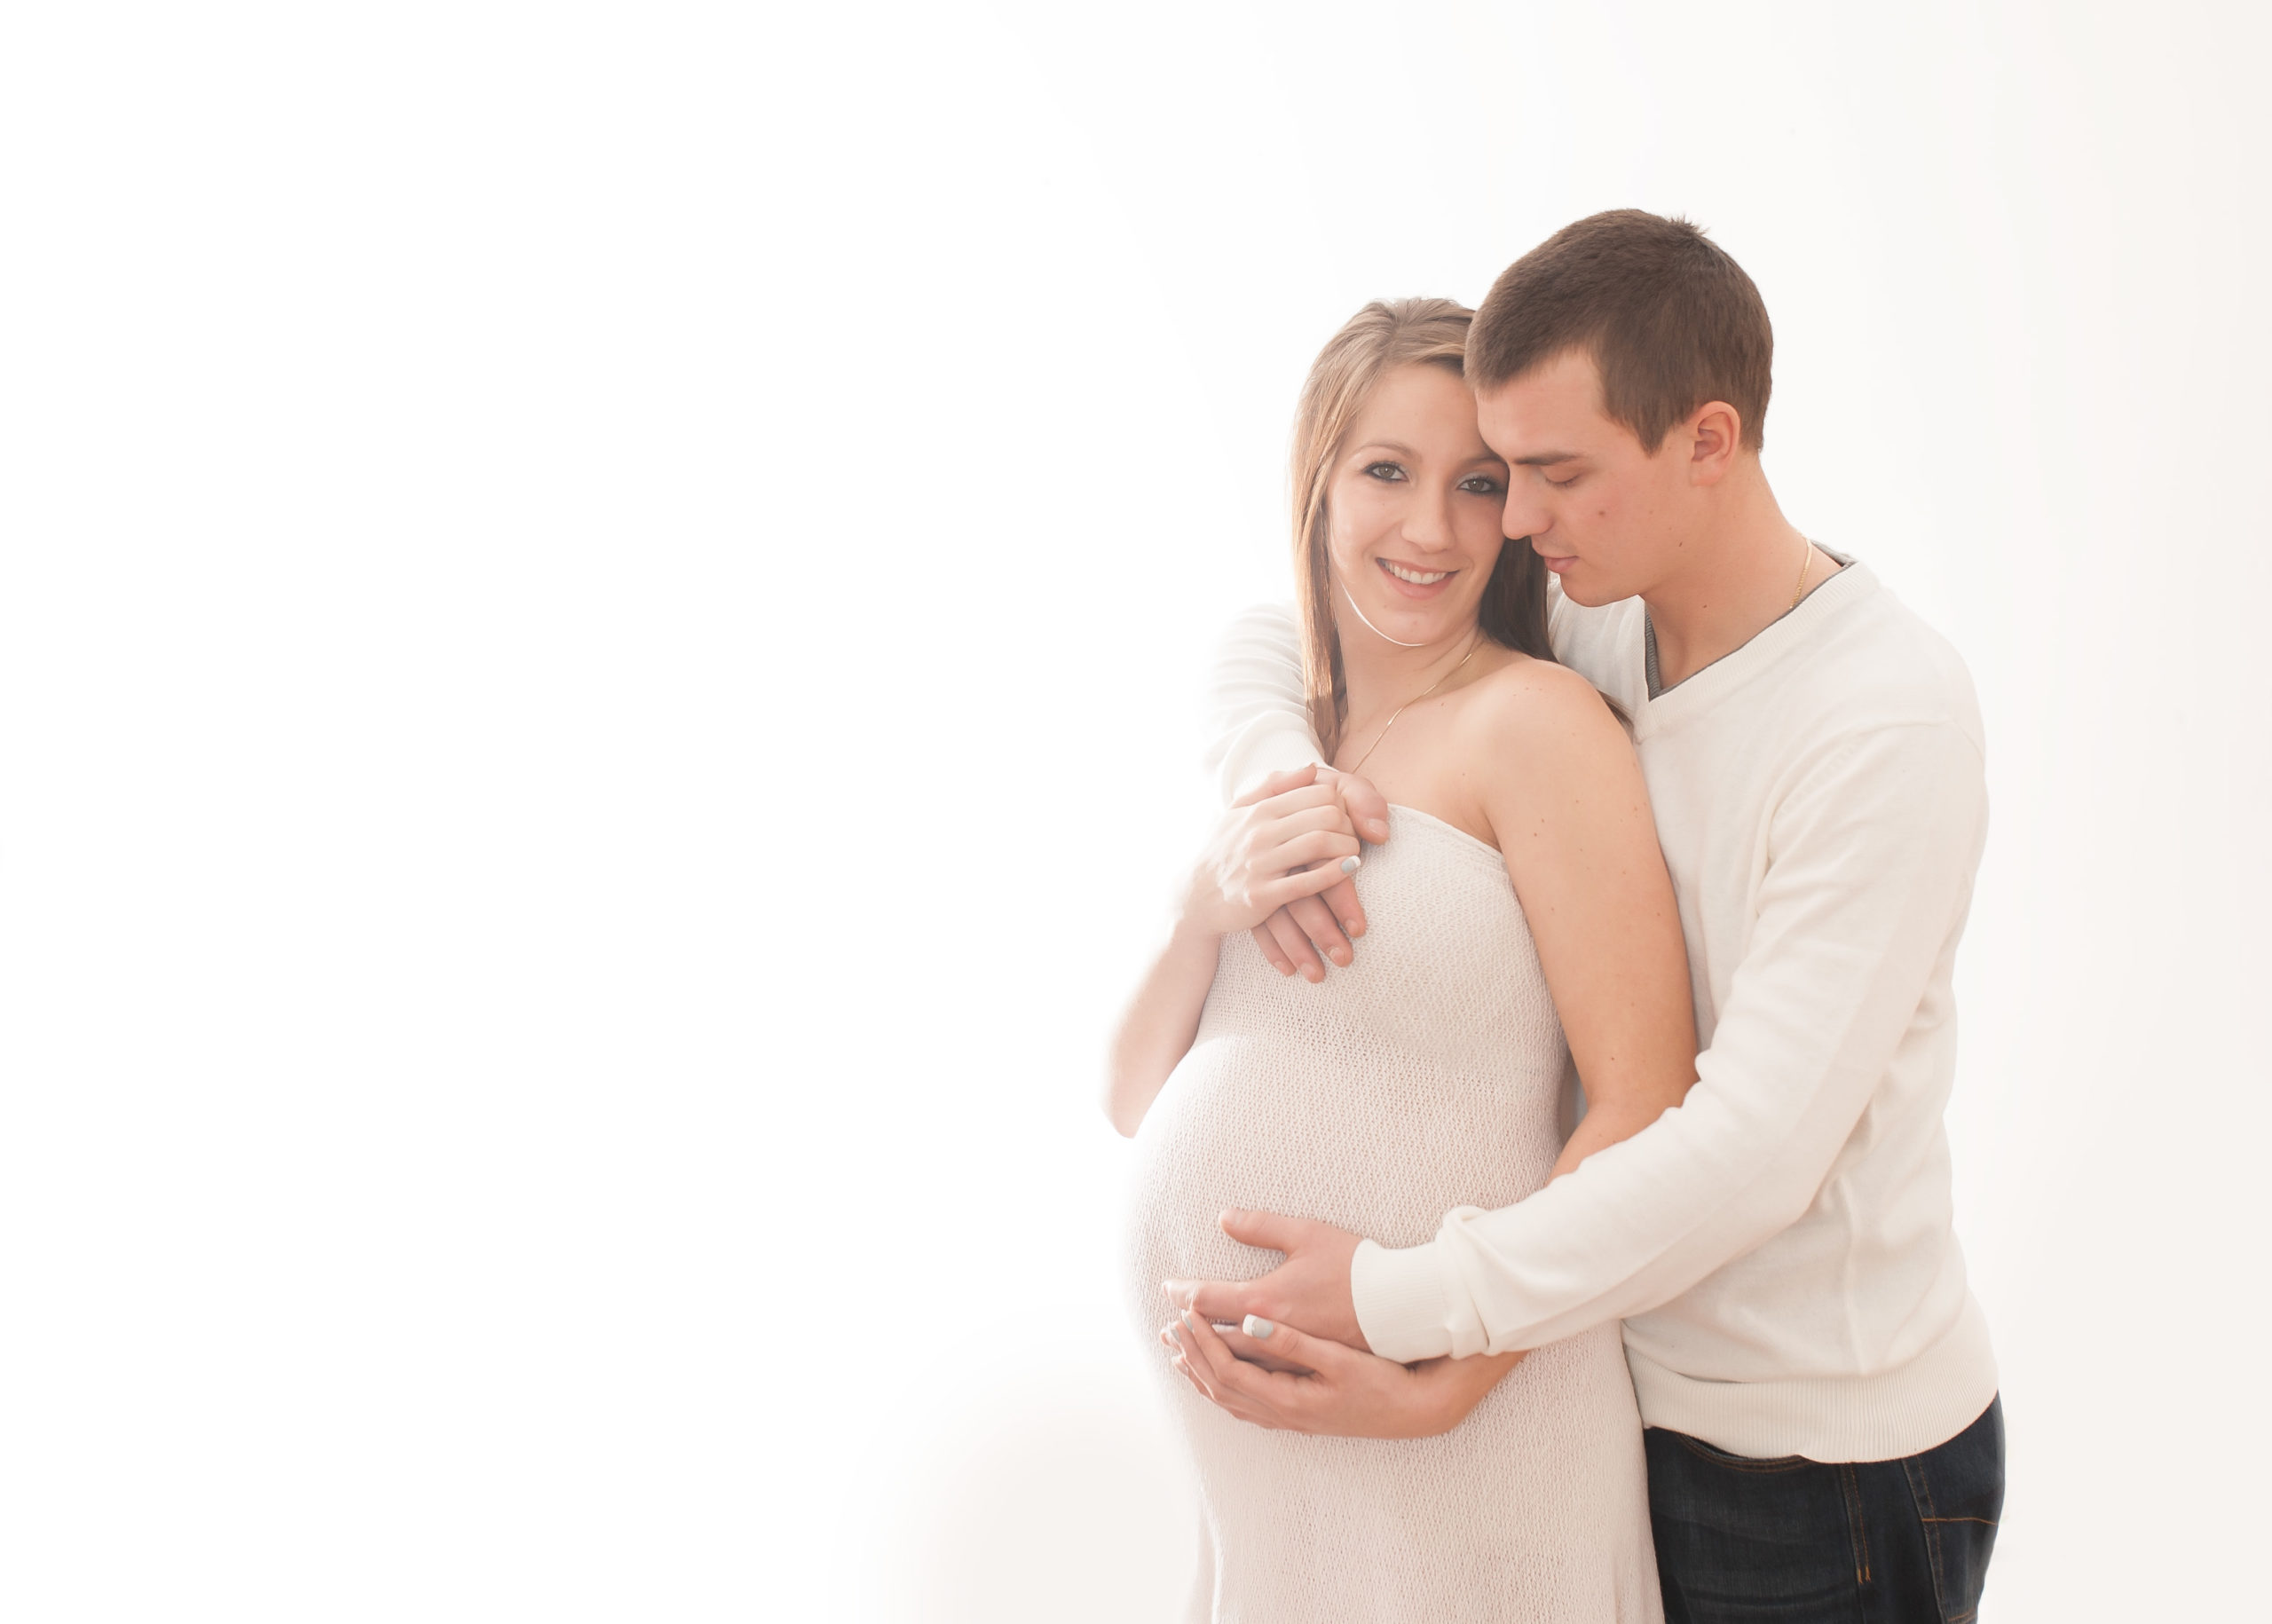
[[1365, 462, 1406, 481], [1542, 469, 1580, 489]]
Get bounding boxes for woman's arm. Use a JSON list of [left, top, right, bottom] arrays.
[[1464, 664, 1698, 1176], [1106, 918, 1224, 1138], [1103, 767, 1366, 1137]]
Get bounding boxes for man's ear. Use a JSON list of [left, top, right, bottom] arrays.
[[1685, 400, 1743, 486]]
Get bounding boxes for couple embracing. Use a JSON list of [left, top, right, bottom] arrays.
[[1108, 210, 2005, 1622]]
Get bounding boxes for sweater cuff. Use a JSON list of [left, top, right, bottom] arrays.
[[1350, 1237, 1458, 1363], [1215, 717, 1325, 804]]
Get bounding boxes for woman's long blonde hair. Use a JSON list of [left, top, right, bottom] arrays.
[[1290, 297, 1554, 761]]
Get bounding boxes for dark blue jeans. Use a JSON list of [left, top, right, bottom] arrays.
[[1645, 1396, 2004, 1623]]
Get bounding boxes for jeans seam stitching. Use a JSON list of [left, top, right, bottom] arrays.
[[1904, 1454, 1954, 1622], [1838, 1462, 1870, 1588]]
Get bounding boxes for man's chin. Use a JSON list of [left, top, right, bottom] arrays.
[[1552, 573, 1625, 609]]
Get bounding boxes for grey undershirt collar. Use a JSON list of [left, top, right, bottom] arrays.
[[1644, 548, 1852, 700]]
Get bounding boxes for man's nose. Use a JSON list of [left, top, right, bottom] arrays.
[[1502, 486, 1552, 544]]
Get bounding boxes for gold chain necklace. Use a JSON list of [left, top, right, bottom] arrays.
[[1345, 634, 1485, 777], [1790, 533, 1817, 611]]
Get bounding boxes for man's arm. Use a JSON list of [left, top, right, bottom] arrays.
[[1201, 604, 1389, 979], [1203, 603, 1322, 800], [1353, 721, 1990, 1360]]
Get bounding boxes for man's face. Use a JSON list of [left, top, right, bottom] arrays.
[[1475, 349, 1695, 607]]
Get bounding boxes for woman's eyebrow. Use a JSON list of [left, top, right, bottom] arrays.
[[1350, 441, 1506, 463], [1348, 441, 1507, 468]]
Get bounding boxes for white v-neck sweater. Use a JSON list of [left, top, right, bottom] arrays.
[[1206, 562, 1998, 1462]]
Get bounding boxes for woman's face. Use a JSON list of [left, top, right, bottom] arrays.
[[1325, 362, 1510, 650]]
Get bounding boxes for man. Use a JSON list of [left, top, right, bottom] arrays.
[[1166, 210, 2005, 1620]]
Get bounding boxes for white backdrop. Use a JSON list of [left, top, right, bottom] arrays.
[[3, 2, 2267, 1619]]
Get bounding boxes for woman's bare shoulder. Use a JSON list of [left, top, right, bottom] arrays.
[[1456, 651, 1628, 756], [1452, 653, 1639, 829]]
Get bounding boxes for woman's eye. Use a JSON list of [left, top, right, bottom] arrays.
[[1364, 462, 1406, 481], [1460, 476, 1506, 495]]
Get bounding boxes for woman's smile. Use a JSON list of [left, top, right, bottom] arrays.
[[1376, 556, 1458, 596]]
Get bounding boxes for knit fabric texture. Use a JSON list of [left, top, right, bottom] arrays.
[[1125, 808, 1661, 1623]]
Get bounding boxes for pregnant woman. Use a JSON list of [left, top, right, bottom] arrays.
[[1108, 299, 1700, 1621]]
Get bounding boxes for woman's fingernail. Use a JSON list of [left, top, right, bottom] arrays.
[[1339, 855, 1361, 874], [1345, 919, 1361, 934], [1370, 820, 1390, 839], [1242, 1315, 1274, 1339]]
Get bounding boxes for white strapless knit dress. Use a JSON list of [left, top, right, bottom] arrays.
[[1125, 807, 1661, 1623]]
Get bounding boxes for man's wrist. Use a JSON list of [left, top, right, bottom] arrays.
[[1350, 1237, 1460, 1363]]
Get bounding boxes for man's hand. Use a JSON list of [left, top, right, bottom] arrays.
[[1240, 766, 1392, 983], [1159, 1308, 1522, 1439], [1162, 1209, 1368, 1352]]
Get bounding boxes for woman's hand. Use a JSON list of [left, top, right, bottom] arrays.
[[1183, 767, 1366, 959], [1160, 1308, 1522, 1439], [1239, 765, 1392, 981]]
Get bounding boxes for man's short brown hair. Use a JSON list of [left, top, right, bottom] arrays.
[[1468, 209, 1773, 453]]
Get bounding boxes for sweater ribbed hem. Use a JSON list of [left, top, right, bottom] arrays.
[[1627, 1292, 1999, 1463], [1350, 1238, 1459, 1363]]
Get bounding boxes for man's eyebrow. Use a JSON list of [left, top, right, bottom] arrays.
[[1508, 450, 1585, 467]]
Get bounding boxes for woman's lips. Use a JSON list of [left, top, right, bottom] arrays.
[[1375, 556, 1456, 598]]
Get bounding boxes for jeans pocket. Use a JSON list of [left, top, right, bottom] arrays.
[[1904, 1396, 2006, 1622], [1672, 1431, 1810, 1473], [1913, 1512, 2000, 1623]]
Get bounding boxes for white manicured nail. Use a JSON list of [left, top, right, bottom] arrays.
[[1242, 1314, 1274, 1339], [1339, 855, 1362, 874]]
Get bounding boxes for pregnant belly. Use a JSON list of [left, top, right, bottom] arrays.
[[1124, 1028, 1565, 1322]]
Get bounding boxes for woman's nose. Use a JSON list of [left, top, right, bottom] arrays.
[[1403, 485, 1458, 548]]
